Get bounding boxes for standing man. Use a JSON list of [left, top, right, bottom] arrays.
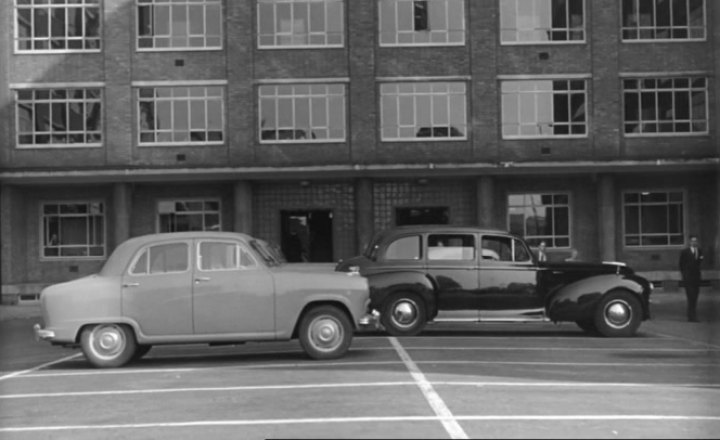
[[678, 235, 704, 322], [537, 240, 548, 262]]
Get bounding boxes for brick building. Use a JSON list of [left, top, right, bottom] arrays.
[[1, 0, 719, 302]]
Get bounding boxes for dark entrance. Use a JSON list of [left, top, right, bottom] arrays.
[[396, 207, 449, 226], [280, 210, 334, 262]]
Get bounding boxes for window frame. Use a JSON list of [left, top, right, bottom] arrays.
[[40, 200, 106, 260], [378, 0, 466, 47], [14, 0, 102, 54], [620, 0, 706, 42], [135, 0, 224, 51], [507, 192, 572, 249], [499, 0, 586, 45], [156, 198, 223, 233], [257, 0, 345, 49], [622, 189, 686, 249]]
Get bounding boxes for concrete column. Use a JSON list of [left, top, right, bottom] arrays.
[[714, 171, 720, 273], [355, 179, 374, 254], [597, 174, 616, 262], [113, 183, 131, 247], [233, 181, 253, 234], [1, 184, 14, 301], [476, 176, 495, 228]]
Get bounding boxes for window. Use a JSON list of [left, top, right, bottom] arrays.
[[621, 0, 705, 41], [257, 0, 344, 48], [384, 235, 421, 260], [508, 193, 570, 248], [623, 77, 707, 135], [500, 0, 585, 43], [131, 243, 189, 274], [158, 200, 221, 232], [396, 207, 449, 225], [427, 234, 475, 260], [16, 88, 102, 147], [381, 82, 467, 140], [624, 191, 684, 247], [259, 83, 346, 142], [379, 0, 465, 46], [41, 202, 105, 258], [15, 0, 101, 52], [199, 241, 257, 271], [138, 85, 224, 144], [501, 79, 587, 138], [137, 0, 222, 49]]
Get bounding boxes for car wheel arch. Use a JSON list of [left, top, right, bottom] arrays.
[[292, 301, 354, 339]]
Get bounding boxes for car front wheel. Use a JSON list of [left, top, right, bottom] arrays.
[[298, 305, 353, 360], [80, 324, 137, 368], [593, 291, 642, 337], [381, 293, 426, 336]]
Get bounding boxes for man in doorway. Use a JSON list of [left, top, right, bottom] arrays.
[[678, 235, 704, 322]]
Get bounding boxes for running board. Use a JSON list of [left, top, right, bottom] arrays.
[[432, 308, 550, 323]]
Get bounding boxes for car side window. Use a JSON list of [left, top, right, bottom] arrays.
[[481, 236, 513, 262], [130, 242, 189, 275], [513, 238, 532, 262], [428, 234, 475, 260], [384, 235, 421, 260], [199, 241, 257, 271]]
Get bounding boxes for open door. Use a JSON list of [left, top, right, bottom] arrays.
[[281, 210, 334, 262]]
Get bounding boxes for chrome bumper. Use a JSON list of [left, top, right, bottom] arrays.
[[33, 323, 55, 342], [359, 309, 381, 329]]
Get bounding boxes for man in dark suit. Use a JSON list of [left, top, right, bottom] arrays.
[[678, 235, 704, 322]]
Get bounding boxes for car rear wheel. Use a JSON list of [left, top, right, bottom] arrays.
[[381, 293, 426, 336], [80, 324, 137, 368], [593, 291, 642, 337], [298, 305, 353, 360]]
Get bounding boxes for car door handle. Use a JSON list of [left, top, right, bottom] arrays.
[[194, 277, 211, 283], [122, 282, 139, 288]]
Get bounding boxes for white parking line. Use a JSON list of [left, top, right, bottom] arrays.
[[0, 353, 81, 382], [1, 414, 719, 434], [389, 337, 469, 440]]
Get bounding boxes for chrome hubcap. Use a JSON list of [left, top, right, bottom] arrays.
[[309, 317, 343, 352], [605, 300, 632, 329], [392, 300, 418, 328], [91, 325, 125, 359]]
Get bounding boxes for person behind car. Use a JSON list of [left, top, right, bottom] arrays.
[[678, 235, 704, 322], [537, 240, 548, 262], [565, 248, 578, 261]]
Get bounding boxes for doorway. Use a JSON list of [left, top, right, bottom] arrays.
[[280, 210, 334, 262]]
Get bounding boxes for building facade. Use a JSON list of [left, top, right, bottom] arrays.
[[1, 0, 719, 302]]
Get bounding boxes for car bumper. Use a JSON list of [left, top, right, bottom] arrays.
[[358, 309, 381, 329], [33, 323, 55, 342]]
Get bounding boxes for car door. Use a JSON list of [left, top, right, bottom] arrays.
[[121, 240, 194, 336], [192, 239, 275, 336], [426, 233, 481, 315], [478, 234, 541, 311]]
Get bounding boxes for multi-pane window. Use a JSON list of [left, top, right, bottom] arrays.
[[257, 0, 344, 48], [381, 82, 467, 140], [138, 85, 224, 144], [158, 200, 221, 232], [15, 0, 101, 51], [508, 193, 570, 248], [501, 79, 587, 138], [621, 0, 705, 41], [16, 88, 102, 147], [623, 77, 707, 135], [259, 84, 346, 142], [623, 191, 684, 246], [137, 0, 222, 49], [500, 0, 585, 43], [42, 202, 105, 258], [379, 0, 465, 46]]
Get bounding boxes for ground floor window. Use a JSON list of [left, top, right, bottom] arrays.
[[508, 193, 570, 247], [623, 190, 684, 246], [396, 207, 449, 225], [157, 199, 221, 232], [41, 201, 105, 258]]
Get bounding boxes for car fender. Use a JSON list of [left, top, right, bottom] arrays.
[[365, 271, 436, 317], [546, 273, 647, 322]]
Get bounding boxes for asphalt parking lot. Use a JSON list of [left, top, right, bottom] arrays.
[[1, 290, 718, 439]]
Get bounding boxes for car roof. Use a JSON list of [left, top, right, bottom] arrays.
[[373, 225, 516, 240]]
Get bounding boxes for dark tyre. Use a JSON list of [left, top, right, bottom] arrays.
[[593, 291, 642, 337], [80, 324, 137, 368], [131, 344, 152, 362], [381, 293, 426, 336], [298, 305, 353, 360], [575, 319, 598, 335]]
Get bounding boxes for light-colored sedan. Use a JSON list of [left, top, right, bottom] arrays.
[[34, 232, 376, 368]]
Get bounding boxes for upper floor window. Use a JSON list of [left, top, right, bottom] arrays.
[[500, 0, 584, 44], [501, 79, 587, 138], [42, 202, 105, 259], [257, 0, 344, 48], [623, 190, 684, 247], [137, 0, 222, 50], [508, 193, 570, 248], [380, 82, 467, 141], [379, 0, 465, 46], [158, 199, 221, 232], [621, 0, 705, 41], [623, 77, 707, 136], [138, 85, 225, 145], [15, 0, 101, 52], [16, 87, 102, 148], [259, 83, 346, 142]]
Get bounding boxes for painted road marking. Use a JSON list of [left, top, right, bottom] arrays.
[[389, 336, 469, 440], [0, 353, 81, 382]]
